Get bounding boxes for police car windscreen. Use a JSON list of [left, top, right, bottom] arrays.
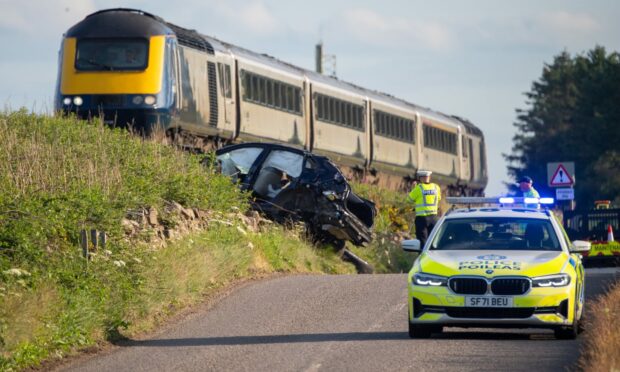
[[429, 218, 561, 251]]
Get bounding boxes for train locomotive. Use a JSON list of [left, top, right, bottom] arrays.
[[55, 8, 488, 194]]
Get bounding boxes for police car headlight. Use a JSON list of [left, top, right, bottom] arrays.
[[532, 274, 570, 287], [413, 273, 448, 287], [73, 96, 83, 106]]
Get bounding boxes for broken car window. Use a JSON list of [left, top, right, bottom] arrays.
[[260, 150, 304, 177], [253, 150, 304, 198], [217, 147, 263, 180]]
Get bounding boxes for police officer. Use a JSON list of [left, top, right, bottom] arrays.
[[518, 176, 540, 198], [518, 176, 540, 208], [408, 170, 441, 247]]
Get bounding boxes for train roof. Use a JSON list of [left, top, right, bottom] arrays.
[[66, 8, 173, 38], [69, 9, 484, 137]]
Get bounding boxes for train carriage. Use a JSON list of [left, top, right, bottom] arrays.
[[364, 95, 419, 189], [417, 110, 462, 186], [307, 74, 370, 169], [56, 8, 488, 195]]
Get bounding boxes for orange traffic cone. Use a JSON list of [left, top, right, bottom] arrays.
[[608, 225, 615, 242]]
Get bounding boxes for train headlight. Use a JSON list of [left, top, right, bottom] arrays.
[[144, 95, 156, 105], [73, 96, 83, 106], [132, 96, 144, 105], [63, 97, 72, 106]]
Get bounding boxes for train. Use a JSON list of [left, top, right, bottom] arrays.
[[55, 8, 488, 194]]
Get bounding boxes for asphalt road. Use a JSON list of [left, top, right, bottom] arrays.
[[60, 267, 619, 372]]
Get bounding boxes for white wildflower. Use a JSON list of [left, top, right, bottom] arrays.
[[113, 260, 126, 267], [3, 268, 31, 277]]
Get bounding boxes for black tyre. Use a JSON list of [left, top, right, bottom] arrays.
[[554, 297, 580, 340], [408, 323, 441, 339], [554, 324, 578, 340]]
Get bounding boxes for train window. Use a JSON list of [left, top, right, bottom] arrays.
[[373, 109, 414, 143], [266, 80, 273, 107], [390, 116, 396, 137], [280, 84, 287, 111], [338, 100, 344, 124], [287, 87, 293, 112], [422, 123, 457, 154], [462, 137, 469, 158], [293, 89, 300, 113], [349, 104, 357, 128], [240, 70, 302, 115], [274, 81, 281, 108], [251, 75, 259, 102], [217, 63, 232, 99], [314, 93, 363, 130], [242, 73, 249, 100], [257, 77, 264, 104], [325, 97, 334, 121], [75, 38, 149, 71]]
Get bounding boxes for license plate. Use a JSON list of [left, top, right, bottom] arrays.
[[465, 296, 513, 307]]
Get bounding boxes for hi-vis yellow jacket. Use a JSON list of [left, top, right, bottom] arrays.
[[408, 183, 441, 216]]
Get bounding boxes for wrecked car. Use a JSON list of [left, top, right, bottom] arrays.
[[214, 142, 376, 247]]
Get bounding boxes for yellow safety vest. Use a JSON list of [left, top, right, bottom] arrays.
[[408, 183, 441, 216]]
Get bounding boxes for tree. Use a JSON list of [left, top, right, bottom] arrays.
[[505, 46, 620, 207]]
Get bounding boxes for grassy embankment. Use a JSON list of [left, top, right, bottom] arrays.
[[347, 182, 416, 273], [0, 111, 360, 370], [579, 245, 620, 371]]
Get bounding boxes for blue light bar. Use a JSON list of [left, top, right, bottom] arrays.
[[539, 197, 554, 204], [499, 197, 515, 204], [524, 197, 539, 205]]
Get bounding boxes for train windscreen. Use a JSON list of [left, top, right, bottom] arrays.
[[75, 38, 149, 71]]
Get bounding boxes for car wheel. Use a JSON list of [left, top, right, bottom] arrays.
[[554, 297, 580, 340], [408, 323, 440, 339]]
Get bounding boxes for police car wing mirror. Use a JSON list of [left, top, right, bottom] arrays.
[[570, 240, 591, 253], [401, 239, 422, 252]]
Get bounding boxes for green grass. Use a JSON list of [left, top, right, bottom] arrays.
[[0, 110, 353, 371], [348, 182, 417, 273], [0, 110, 418, 370]]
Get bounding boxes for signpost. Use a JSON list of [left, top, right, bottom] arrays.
[[556, 188, 574, 201], [547, 162, 576, 210], [547, 162, 575, 187]]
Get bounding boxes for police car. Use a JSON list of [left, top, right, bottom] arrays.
[[402, 197, 590, 339]]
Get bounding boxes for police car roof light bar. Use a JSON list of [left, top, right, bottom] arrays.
[[446, 197, 555, 205]]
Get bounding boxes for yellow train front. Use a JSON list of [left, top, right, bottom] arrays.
[[55, 9, 180, 134]]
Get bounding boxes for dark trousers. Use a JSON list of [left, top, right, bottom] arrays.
[[415, 214, 439, 248]]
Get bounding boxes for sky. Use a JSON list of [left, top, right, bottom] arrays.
[[1, 0, 619, 195]]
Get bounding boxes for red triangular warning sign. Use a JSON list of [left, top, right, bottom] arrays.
[[550, 164, 574, 186]]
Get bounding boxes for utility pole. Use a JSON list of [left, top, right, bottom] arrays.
[[315, 41, 336, 77], [315, 42, 323, 74]]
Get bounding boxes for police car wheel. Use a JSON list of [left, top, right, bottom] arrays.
[[554, 298, 579, 340], [408, 323, 441, 339]]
